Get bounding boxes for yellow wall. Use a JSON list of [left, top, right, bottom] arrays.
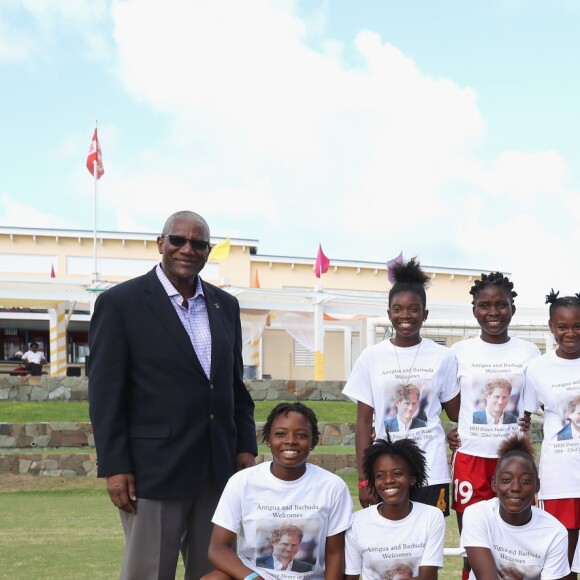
[[251, 261, 475, 304], [261, 328, 346, 381]]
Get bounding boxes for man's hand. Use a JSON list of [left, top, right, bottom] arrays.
[[106, 473, 137, 514], [236, 452, 256, 471]]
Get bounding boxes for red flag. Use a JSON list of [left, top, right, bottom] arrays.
[[50, 265, 55, 278], [314, 244, 330, 278], [86, 128, 104, 178]]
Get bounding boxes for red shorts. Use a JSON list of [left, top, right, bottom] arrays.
[[451, 452, 498, 513], [538, 498, 580, 529]]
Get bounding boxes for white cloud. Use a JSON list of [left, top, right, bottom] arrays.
[[110, 1, 491, 242], [106, 1, 578, 283], [3, 0, 568, 306], [475, 150, 567, 200]]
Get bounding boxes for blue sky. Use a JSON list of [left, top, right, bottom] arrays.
[[1, 0, 579, 305]]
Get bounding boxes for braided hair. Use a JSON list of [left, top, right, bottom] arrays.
[[545, 288, 580, 319], [388, 257, 430, 308], [470, 272, 517, 306]]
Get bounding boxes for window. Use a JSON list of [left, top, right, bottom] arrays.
[[293, 340, 314, 366]]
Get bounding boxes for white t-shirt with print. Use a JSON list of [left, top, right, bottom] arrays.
[[343, 337, 459, 485], [461, 498, 569, 580], [523, 350, 580, 500], [345, 501, 444, 579], [212, 461, 353, 580], [572, 541, 580, 573], [451, 336, 540, 458]]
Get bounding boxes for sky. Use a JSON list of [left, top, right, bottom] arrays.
[[1, 0, 579, 306]]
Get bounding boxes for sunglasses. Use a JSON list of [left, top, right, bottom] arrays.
[[163, 235, 211, 252]]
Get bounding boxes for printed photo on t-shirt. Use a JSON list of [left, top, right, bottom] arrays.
[[384, 382, 430, 434], [556, 394, 580, 441], [498, 564, 525, 580], [498, 562, 541, 580], [255, 520, 318, 574], [471, 374, 521, 426], [374, 559, 420, 579]]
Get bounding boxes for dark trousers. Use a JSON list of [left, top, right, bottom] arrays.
[[119, 478, 222, 580]]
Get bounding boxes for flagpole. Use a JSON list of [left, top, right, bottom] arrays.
[[92, 156, 98, 283], [92, 120, 99, 283]]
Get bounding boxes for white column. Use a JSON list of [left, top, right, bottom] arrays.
[[343, 325, 352, 380], [49, 303, 67, 377], [359, 318, 368, 352], [313, 286, 325, 380], [543, 331, 555, 353]]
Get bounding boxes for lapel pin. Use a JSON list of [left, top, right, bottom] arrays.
[[214, 302, 220, 309]]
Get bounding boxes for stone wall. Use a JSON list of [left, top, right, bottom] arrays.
[[0, 422, 353, 448], [0, 376, 349, 402], [0, 453, 356, 477], [0, 453, 98, 477], [0, 422, 94, 448], [0, 376, 88, 401]]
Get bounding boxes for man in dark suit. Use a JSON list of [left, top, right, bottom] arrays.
[[557, 395, 580, 441], [89, 211, 257, 580], [384, 383, 427, 433], [256, 524, 314, 572]]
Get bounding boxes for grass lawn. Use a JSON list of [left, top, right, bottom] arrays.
[[0, 400, 452, 426], [0, 474, 463, 580], [0, 400, 358, 424]]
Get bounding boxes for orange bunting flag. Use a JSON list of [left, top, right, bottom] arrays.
[[314, 243, 330, 278], [251, 269, 260, 288], [86, 128, 104, 178]]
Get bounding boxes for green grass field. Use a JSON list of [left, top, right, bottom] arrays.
[[0, 474, 462, 580], [0, 400, 452, 426], [0, 400, 358, 424]]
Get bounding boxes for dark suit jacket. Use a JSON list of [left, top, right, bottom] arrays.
[[472, 410, 518, 425], [256, 555, 314, 572], [384, 415, 427, 432], [88, 267, 257, 499], [557, 423, 573, 441]]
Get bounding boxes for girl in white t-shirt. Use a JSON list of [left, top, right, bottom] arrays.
[[449, 272, 541, 579], [573, 542, 580, 577], [343, 257, 460, 515], [523, 290, 580, 577], [345, 435, 445, 580], [461, 434, 569, 580], [202, 402, 353, 580]]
